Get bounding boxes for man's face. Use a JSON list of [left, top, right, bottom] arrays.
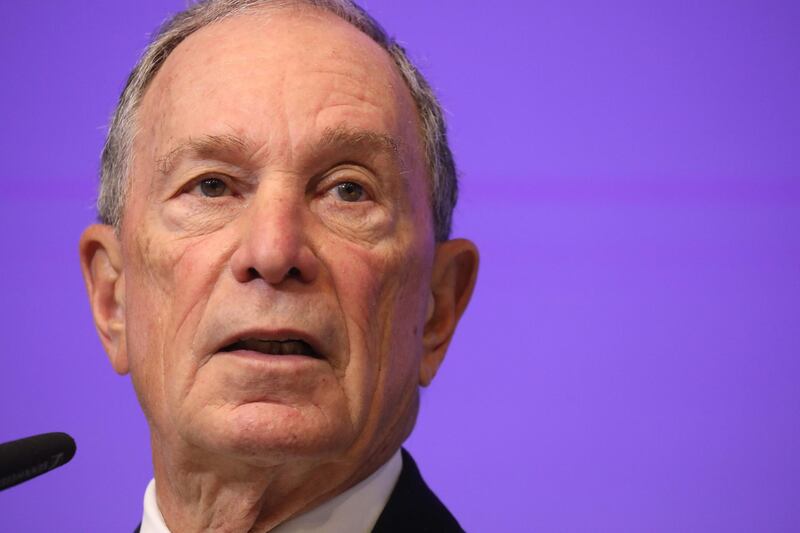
[[116, 9, 437, 465]]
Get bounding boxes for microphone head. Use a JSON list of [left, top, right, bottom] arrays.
[[0, 432, 77, 491]]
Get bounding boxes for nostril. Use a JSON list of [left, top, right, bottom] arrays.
[[239, 266, 303, 283]]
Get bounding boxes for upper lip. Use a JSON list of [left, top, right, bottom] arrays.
[[213, 329, 326, 359]]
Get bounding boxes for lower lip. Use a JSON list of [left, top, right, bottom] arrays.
[[215, 349, 324, 365]]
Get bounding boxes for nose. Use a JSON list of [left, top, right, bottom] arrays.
[[229, 188, 319, 285]]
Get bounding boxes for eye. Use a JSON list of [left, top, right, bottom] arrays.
[[333, 181, 367, 202], [195, 176, 230, 198]]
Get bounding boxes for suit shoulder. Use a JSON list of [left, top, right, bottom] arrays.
[[372, 449, 465, 533]]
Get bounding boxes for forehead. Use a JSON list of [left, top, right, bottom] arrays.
[[135, 7, 422, 164]]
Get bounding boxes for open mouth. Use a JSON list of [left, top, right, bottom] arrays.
[[219, 338, 321, 359]]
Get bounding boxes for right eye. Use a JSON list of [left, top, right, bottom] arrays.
[[193, 176, 231, 198]]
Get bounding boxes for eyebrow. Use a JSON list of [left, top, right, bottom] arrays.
[[156, 133, 250, 176], [155, 126, 405, 176], [317, 125, 403, 164]]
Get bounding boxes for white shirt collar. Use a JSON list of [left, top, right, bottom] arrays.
[[141, 450, 403, 533]]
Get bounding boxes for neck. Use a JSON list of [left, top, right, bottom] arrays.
[[147, 388, 420, 532], [150, 438, 396, 533]]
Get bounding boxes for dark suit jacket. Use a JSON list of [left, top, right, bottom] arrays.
[[372, 449, 464, 533], [134, 449, 463, 532]]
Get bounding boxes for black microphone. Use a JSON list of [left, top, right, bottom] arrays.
[[0, 432, 76, 491]]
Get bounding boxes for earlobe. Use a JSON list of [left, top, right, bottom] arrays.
[[420, 238, 479, 387], [79, 224, 129, 375]]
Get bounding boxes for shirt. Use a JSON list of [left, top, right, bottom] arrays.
[[140, 450, 402, 533]]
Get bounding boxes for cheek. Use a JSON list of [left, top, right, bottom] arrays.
[[124, 228, 233, 420], [375, 252, 431, 395], [328, 235, 432, 419]]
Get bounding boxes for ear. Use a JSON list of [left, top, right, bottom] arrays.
[[420, 238, 479, 387], [79, 224, 128, 375]]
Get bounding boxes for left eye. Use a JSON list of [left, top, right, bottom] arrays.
[[333, 182, 367, 202]]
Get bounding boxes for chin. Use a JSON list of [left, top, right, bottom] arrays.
[[186, 400, 356, 465]]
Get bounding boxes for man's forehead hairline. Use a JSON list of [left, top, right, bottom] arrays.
[[150, 2, 394, 85]]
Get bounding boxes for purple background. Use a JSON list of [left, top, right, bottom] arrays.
[[1, 1, 798, 531]]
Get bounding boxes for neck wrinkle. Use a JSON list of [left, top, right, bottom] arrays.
[[149, 438, 396, 533], [149, 432, 321, 532], [145, 387, 419, 532]]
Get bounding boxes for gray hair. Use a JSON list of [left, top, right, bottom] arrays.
[[99, 0, 458, 241]]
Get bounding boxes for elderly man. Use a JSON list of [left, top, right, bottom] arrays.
[[79, 0, 479, 531]]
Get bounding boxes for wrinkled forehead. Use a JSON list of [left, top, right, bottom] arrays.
[[134, 6, 425, 170]]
